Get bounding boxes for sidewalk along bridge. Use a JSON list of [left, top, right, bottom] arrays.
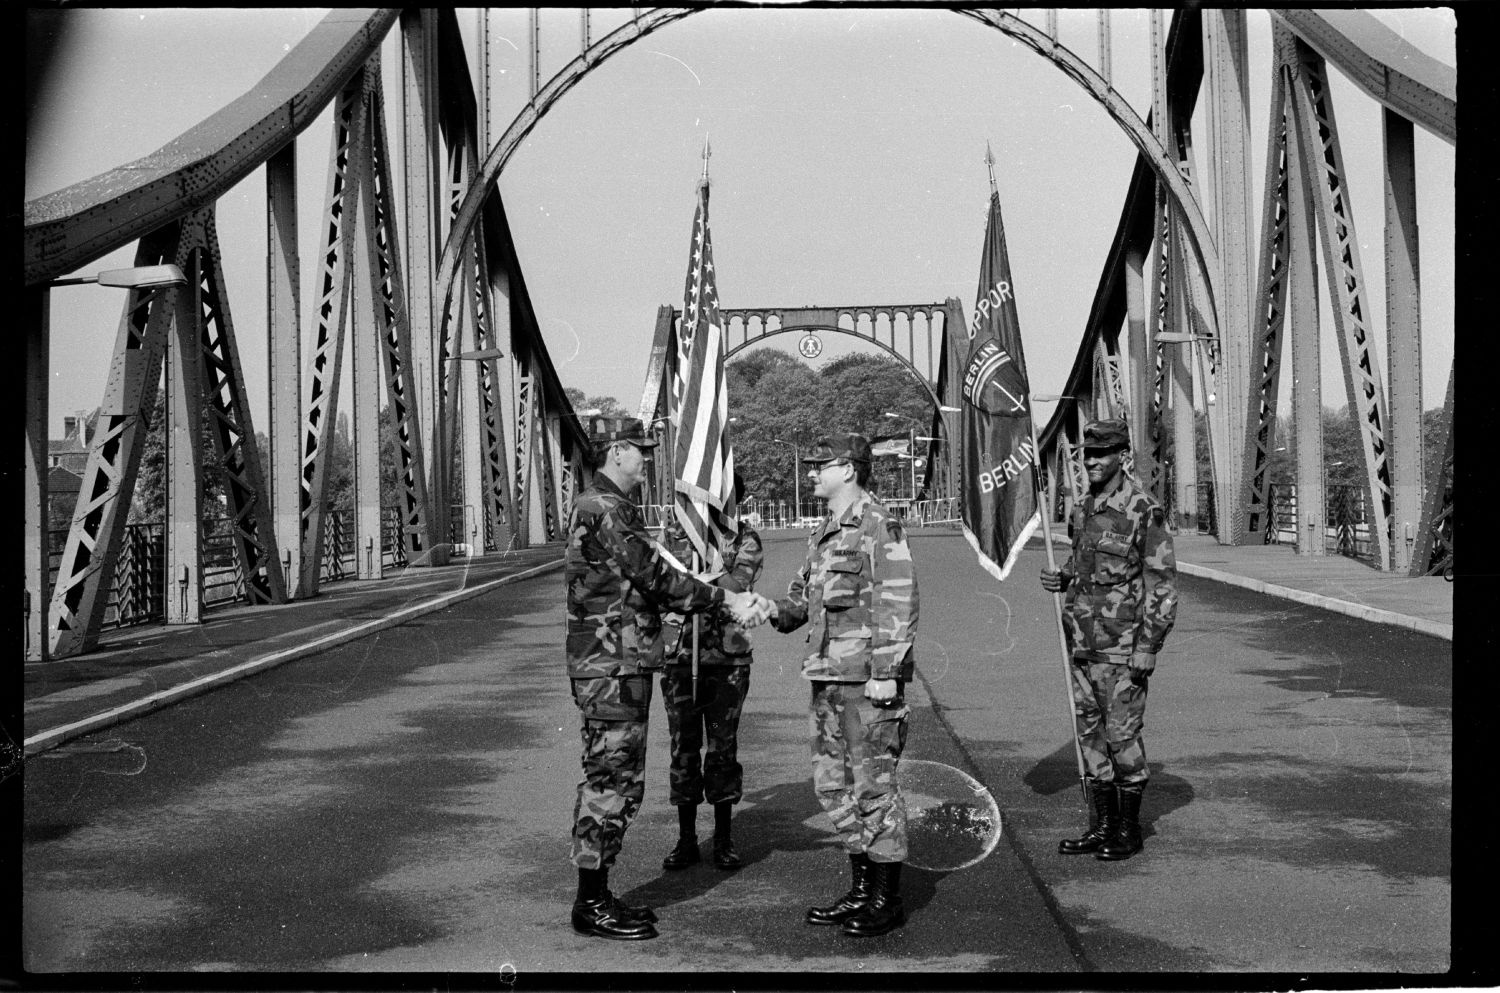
[[24, 8, 1456, 666]]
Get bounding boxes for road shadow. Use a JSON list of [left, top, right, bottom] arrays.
[[618, 778, 949, 918], [1022, 749, 1193, 841]]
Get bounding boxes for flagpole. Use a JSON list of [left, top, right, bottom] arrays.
[[692, 552, 703, 705], [1027, 401, 1088, 805]]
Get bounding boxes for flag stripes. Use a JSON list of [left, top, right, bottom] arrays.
[[671, 179, 737, 572]]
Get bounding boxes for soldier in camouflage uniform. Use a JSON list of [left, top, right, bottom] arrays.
[[764, 433, 919, 938], [658, 472, 764, 872], [565, 416, 761, 940], [1041, 417, 1177, 861]]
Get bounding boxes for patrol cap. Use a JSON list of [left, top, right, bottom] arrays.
[[801, 433, 872, 466], [589, 415, 659, 448], [1082, 418, 1131, 451]]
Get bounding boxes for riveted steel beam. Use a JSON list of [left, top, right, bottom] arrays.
[[24, 9, 399, 286], [48, 226, 181, 657], [1240, 45, 1295, 541], [266, 143, 302, 598], [1288, 36, 1394, 569], [1272, 8, 1455, 145], [1410, 363, 1452, 577], [299, 73, 368, 596], [26, 287, 50, 661], [1383, 108, 1423, 572], [182, 209, 286, 606], [362, 63, 436, 563]]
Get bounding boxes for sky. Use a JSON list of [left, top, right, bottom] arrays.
[[26, 7, 1457, 440]]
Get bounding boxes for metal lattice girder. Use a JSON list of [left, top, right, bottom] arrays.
[[514, 372, 535, 546], [48, 226, 182, 657], [1288, 36, 1394, 569], [1240, 47, 1295, 539], [181, 208, 287, 605], [1410, 362, 1453, 577], [1146, 188, 1172, 500], [298, 70, 368, 597], [363, 61, 435, 559]]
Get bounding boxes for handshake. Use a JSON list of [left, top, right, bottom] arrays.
[[723, 590, 777, 628]]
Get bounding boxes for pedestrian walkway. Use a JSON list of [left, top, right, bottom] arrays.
[[21, 546, 564, 757], [21, 528, 1452, 758]]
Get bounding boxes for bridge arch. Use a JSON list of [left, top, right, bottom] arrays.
[[436, 8, 1222, 341], [724, 323, 946, 416]]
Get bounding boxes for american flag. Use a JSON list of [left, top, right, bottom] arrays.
[[671, 177, 737, 573]]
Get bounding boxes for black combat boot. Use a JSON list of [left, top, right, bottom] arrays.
[[805, 852, 873, 925], [572, 867, 658, 940], [662, 803, 701, 869], [1059, 779, 1118, 855], [1096, 782, 1145, 861], [711, 801, 743, 870], [841, 860, 907, 937]]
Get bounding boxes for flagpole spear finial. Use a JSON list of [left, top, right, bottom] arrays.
[[985, 141, 998, 197], [701, 133, 711, 187]]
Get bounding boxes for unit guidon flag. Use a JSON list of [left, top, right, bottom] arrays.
[[960, 188, 1041, 581]]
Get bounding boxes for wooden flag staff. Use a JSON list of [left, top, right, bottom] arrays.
[[1030, 393, 1088, 805]]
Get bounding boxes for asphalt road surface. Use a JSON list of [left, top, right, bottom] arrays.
[[22, 529, 1452, 976]]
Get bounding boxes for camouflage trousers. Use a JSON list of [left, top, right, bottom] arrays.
[[661, 663, 750, 807], [1070, 659, 1150, 785], [569, 675, 654, 870], [809, 680, 910, 862]]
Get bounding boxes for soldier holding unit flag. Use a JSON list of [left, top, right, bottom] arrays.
[[1041, 418, 1178, 861]]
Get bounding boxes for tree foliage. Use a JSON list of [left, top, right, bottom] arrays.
[[727, 349, 935, 506]]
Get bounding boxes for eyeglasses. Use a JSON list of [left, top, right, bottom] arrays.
[[809, 459, 851, 472]]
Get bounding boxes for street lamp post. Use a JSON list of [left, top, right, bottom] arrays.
[[771, 437, 799, 524]]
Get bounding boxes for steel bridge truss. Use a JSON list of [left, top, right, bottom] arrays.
[[25, 8, 585, 661], [22, 8, 1459, 662], [1033, 9, 1453, 577]]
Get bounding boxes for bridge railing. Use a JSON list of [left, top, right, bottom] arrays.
[[46, 523, 165, 632]]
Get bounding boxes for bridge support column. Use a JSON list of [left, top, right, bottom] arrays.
[[164, 252, 205, 626], [1202, 9, 1254, 544], [1124, 247, 1155, 486], [352, 146, 385, 581], [267, 144, 303, 598], [1168, 224, 1198, 531], [1383, 109, 1422, 573], [1286, 86, 1324, 558], [26, 288, 50, 662], [490, 269, 523, 551], [401, 9, 447, 565]]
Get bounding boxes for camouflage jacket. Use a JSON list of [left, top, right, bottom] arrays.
[[660, 519, 765, 666], [771, 491, 918, 682], [1059, 472, 1178, 662], [565, 474, 726, 679]]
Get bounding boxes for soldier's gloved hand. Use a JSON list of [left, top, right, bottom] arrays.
[[1127, 650, 1156, 675], [1040, 567, 1069, 593]]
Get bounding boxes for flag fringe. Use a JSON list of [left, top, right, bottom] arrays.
[[962, 509, 1042, 582]]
